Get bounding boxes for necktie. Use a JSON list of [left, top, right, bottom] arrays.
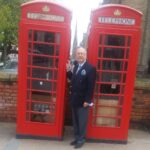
[[76, 65, 81, 74]]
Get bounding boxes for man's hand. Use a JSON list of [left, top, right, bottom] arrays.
[[66, 60, 74, 72], [83, 102, 89, 107]]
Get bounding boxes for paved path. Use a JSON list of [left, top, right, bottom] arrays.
[[0, 123, 150, 150]]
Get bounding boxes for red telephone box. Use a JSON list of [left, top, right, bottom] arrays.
[[17, 1, 71, 139], [87, 5, 142, 143]]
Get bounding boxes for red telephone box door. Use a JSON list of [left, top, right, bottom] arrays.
[[17, 24, 69, 139], [17, 1, 71, 139], [87, 27, 140, 142]]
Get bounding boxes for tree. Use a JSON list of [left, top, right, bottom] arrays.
[[0, 0, 28, 62]]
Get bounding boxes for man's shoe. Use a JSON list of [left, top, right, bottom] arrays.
[[70, 140, 77, 146], [74, 141, 84, 149]]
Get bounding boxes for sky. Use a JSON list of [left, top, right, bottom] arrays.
[[56, 0, 103, 45]]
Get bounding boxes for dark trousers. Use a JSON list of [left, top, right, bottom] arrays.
[[72, 107, 89, 142]]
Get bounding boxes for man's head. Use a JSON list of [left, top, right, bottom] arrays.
[[75, 47, 87, 64]]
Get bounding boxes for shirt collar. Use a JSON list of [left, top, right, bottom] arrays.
[[78, 61, 86, 67]]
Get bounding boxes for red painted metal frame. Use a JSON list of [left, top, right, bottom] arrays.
[[17, 1, 71, 139], [87, 4, 142, 142]]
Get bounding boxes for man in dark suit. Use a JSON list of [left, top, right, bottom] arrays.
[[66, 47, 96, 148]]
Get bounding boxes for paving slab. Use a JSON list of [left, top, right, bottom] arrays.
[[0, 123, 150, 150]]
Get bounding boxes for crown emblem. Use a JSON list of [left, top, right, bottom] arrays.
[[114, 9, 121, 16], [42, 5, 50, 12]]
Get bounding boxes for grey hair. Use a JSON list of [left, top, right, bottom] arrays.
[[76, 46, 87, 54]]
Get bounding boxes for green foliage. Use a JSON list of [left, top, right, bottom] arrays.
[[0, 0, 25, 61]]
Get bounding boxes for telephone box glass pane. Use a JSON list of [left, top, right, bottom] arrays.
[[96, 71, 101, 82], [93, 96, 122, 108], [54, 70, 58, 80], [104, 35, 125, 46], [120, 85, 126, 94], [100, 84, 120, 94], [31, 103, 50, 112], [27, 91, 30, 100], [33, 44, 54, 56], [94, 118, 121, 127], [119, 97, 124, 105], [28, 43, 32, 53], [56, 46, 60, 56], [28, 102, 56, 123], [99, 34, 103, 44], [34, 31, 55, 43], [32, 80, 52, 91], [31, 114, 55, 123], [28, 55, 31, 65], [26, 30, 60, 124], [97, 60, 101, 69], [125, 62, 128, 71], [27, 68, 31, 77], [93, 95, 122, 127], [32, 56, 54, 68], [95, 106, 122, 117], [101, 72, 121, 82], [126, 48, 130, 59], [53, 82, 57, 91], [102, 60, 124, 71], [32, 68, 53, 80], [92, 33, 130, 128], [94, 84, 100, 94], [31, 91, 56, 102], [103, 48, 124, 59], [123, 74, 126, 83], [28, 30, 32, 41], [27, 79, 30, 89], [98, 48, 102, 58]]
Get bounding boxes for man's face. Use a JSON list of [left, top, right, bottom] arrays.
[[75, 48, 87, 64]]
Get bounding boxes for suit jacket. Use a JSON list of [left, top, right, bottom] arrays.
[[67, 61, 96, 107]]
